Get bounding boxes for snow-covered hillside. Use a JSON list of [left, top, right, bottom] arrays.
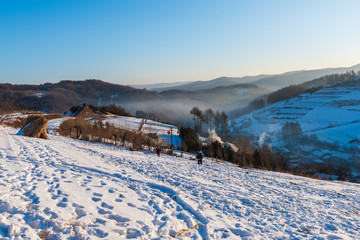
[[0, 126, 360, 239], [3, 113, 181, 148], [100, 115, 181, 148], [231, 78, 360, 165]]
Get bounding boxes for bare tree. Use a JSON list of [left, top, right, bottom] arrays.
[[190, 106, 203, 133], [204, 108, 214, 131], [120, 131, 127, 147], [214, 111, 222, 135]]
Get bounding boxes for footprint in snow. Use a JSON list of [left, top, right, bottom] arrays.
[[98, 208, 112, 215], [161, 216, 169, 221], [43, 207, 59, 219], [101, 202, 114, 210], [56, 202, 67, 208], [89, 228, 108, 238], [72, 203, 84, 208], [31, 195, 40, 204], [47, 186, 54, 193], [95, 218, 107, 225], [126, 228, 142, 239], [108, 214, 130, 223], [75, 207, 87, 218], [56, 197, 68, 208], [92, 197, 101, 202]]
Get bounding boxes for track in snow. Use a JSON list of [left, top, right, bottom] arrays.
[[0, 127, 359, 239]]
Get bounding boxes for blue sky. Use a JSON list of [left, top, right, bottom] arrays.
[[1, 0, 360, 85]]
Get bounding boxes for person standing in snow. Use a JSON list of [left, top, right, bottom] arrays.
[[196, 150, 204, 165], [156, 146, 161, 157]]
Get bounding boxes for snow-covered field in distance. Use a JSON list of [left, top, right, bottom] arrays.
[[0, 126, 359, 239], [3, 113, 181, 148], [100, 115, 181, 148], [230, 78, 360, 164]]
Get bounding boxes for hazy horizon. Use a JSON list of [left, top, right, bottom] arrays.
[[1, 0, 360, 85]]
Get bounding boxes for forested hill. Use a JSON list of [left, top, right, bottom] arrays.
[[0, 79, 264, 126], [0, 80, 159, 113]]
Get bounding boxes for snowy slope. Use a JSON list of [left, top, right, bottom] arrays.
[[0, 126, 360, 239], [231, 78, 360, 161], [100, 115, 181, 148], [8, 114, 182, 148]]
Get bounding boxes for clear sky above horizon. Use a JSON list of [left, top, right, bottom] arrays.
[[1, 0, 360, 85]]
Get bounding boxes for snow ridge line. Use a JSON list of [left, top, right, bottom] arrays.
[[147, 183, 209, 239]]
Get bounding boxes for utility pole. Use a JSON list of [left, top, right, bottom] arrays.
[[170, 127, 173, 150], [167, 127, 173, 150]]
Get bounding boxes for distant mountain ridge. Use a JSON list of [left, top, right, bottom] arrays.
[[150, 75, 269, 92], [252, 64, 360, 90], [137, 64, 360, 92], [130, 81, 192, 91], [1, 63, 359, 126]]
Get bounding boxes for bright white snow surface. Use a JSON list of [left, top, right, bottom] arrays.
[[100, 115, 181, 148], [232, 80, 360, 145], [0, 127, 360, 239], [230, 78, 360, 163], [47, 115, 181, 148]]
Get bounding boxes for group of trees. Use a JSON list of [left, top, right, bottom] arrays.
[[179, 127, 201, 152], [281, 122, 303, 145], [135, 110, 160, 121], [70, 103, 131, 117], [267, 85, 305, 105], [190, 107, 228, 137], [179, 126, 289, 171], [303, 70, 359, 91], [0, 79, 159, 114], [58, 117, 163, 151], [179, 120, 356, 181]]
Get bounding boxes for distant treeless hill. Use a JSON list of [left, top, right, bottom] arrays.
[[252, 63, 360, 91], [149, 75, 269, 92], [130, 81, 193, 91], [141, 63, 360, 92]]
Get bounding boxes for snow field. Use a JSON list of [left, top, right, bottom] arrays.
[[0, 127, 359, 239], [101, 115, 181, 148], [231, 79, 360, 166], [232, 81, 360, 144]]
